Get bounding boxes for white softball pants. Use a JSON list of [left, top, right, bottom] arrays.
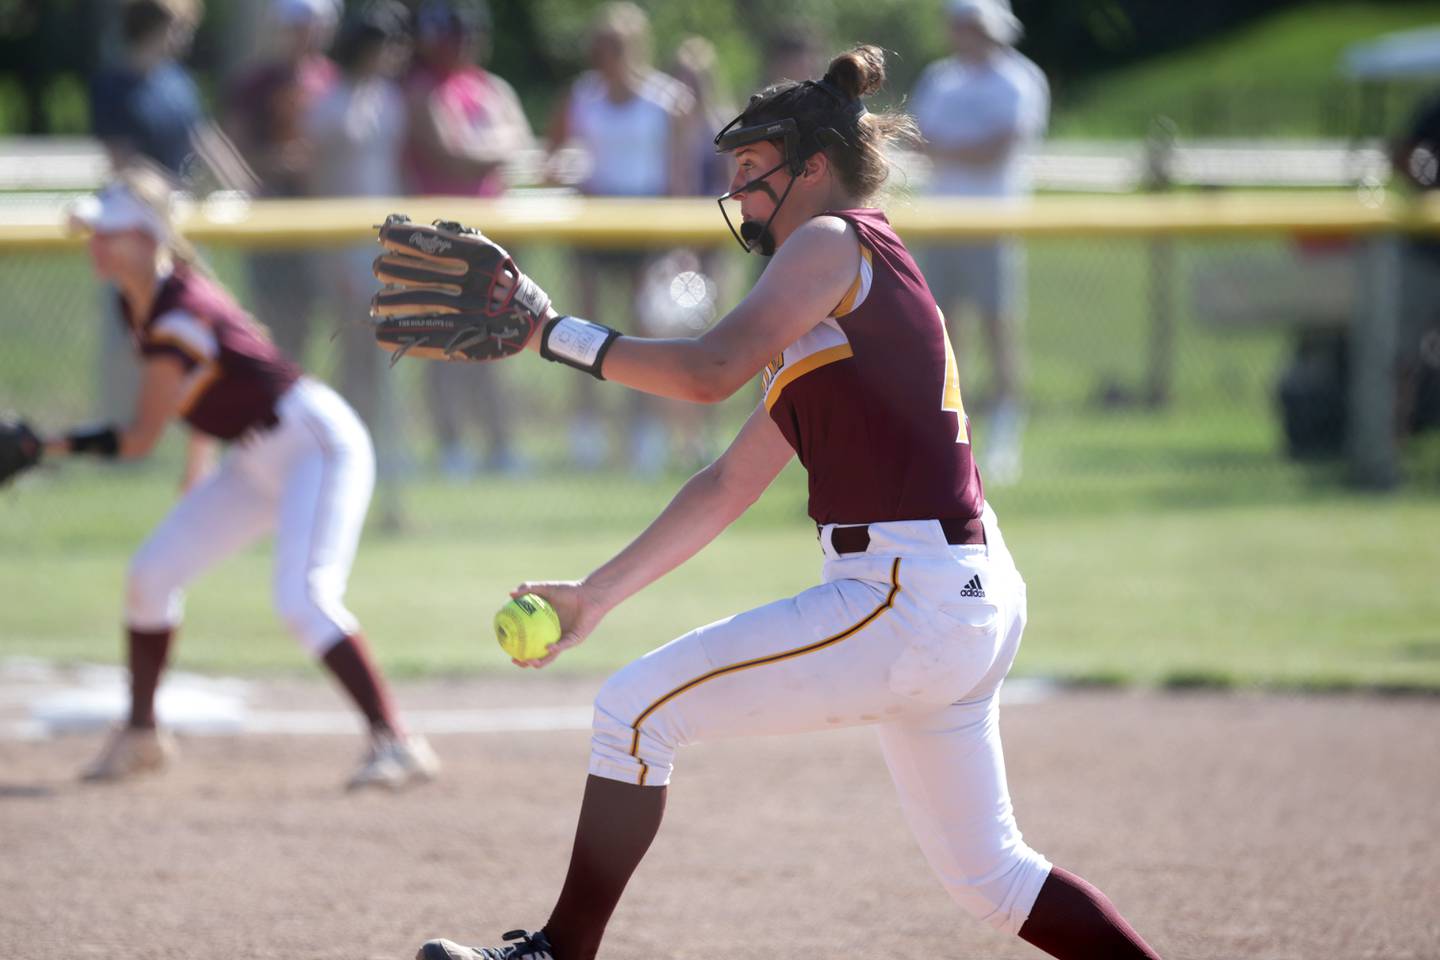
[[125, 378, 375, 656], [589, 505, 1053, 934]]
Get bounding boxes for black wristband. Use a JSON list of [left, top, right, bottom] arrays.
[[539, 315, 621, 380], [66, 425, 121, 458]]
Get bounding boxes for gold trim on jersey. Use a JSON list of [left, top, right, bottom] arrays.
[[832, 244, 874, 318], [938, 308, 970, 444], [146, 332, 208, 367], [763, 343, 853, 412], [760, 244, 874, 413], [626, 557, 903, 786], [178, 361, 222, 415]]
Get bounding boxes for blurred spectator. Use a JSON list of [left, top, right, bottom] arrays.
[[403, 0, 534, 478], [305, 0, 409, 489], [547, 1, 696, 474], [88, 0, 204, 420], [89, 0, 204, 178], [910, 0, 1048, 485], [670, 35, 734, 199], [222, 0, 340, 365], [1391, 90, 1440, 439], [663, 35, 738, 468], [87, 0, 253, 419], [404, 0, 534, 196]]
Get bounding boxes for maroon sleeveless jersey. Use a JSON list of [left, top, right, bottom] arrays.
[[121, 264, 301, 440], [761, 208, 982, 525]]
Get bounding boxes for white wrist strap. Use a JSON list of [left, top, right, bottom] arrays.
[[540, 315, 620, 379]]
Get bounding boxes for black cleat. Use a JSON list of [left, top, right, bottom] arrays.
[[417, 929, 555, 960]]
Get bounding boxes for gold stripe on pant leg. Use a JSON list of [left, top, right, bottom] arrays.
[[625, 558, 903, 774]]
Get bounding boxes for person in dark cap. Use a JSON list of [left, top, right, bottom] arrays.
[[403, 0, 535, 477], [305, 0, 412, 491]]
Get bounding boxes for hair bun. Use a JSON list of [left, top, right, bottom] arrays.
[[823, 44, 887, 100]]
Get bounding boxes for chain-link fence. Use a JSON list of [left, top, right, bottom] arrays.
[[2, 194, 1435, 532]]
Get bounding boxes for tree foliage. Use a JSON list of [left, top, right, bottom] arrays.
[[0, 0, 1433, 135]]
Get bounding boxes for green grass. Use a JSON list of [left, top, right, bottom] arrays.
[[2, 466, 1438, 690], [1054, 2, 1440, 137], [3, 231, 1437, 691]]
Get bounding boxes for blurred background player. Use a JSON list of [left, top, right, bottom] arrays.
[[546, 1, 696, 474], [305, 0, 411, 511], [47, 164, 437, 790], [221, 0, 339, 366], [910, 0, 1049, 485], [403, 0, 533, 477]]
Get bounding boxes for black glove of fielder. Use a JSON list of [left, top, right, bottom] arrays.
[[0, 416, 42, 487]]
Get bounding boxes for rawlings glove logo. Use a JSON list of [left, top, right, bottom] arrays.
[[511, 276, 551, 318], [409, 232, 453, 255]]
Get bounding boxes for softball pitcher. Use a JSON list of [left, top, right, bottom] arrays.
[[43, 165, 437, 790], [372, 46, 1159, 959]]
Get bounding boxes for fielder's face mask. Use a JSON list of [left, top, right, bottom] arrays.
[[713, 79, 866, 256]]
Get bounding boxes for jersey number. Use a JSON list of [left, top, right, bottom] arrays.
[[939, 314, 970, 444]]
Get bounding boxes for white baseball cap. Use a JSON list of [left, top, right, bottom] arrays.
[[68, 183, 169, 242], [946, 0, 1022, 45]]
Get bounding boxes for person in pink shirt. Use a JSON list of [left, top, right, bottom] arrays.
[[402, 0, 534, 477]]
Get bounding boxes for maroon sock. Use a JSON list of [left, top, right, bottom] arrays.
[[542, 775, 667, 960], [1018, 866, 1162, 960], [320, 634, 400, 735], [127, 627, 173, 728]]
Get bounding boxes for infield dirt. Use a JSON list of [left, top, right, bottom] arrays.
[[1, 679, 1436, 959]]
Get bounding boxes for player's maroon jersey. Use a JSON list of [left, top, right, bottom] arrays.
[[762, 208, 982, 525], [120, 263, 301, 440]]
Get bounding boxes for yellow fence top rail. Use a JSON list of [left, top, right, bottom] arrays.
[[4, 190, 1440, 251]]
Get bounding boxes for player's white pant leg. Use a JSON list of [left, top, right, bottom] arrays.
[[125, 457, 276, 629], [590, 575, 893, 785], [589, 517, 1018, 787], [876, 688, 1052, 936], [878, 504, 1049, 935], [262, 380, 376, 655]]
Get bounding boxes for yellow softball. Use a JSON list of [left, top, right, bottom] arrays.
[[494, 593, 562, 661]]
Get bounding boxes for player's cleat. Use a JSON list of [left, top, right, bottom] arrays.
[[346, 732, 440, 791], [417, 930, 555, 960], [80, 725, 176, 782]]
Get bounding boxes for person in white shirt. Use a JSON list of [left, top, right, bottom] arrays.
[[547, 1, 695, 475], [910, 0, 1048, 485]]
